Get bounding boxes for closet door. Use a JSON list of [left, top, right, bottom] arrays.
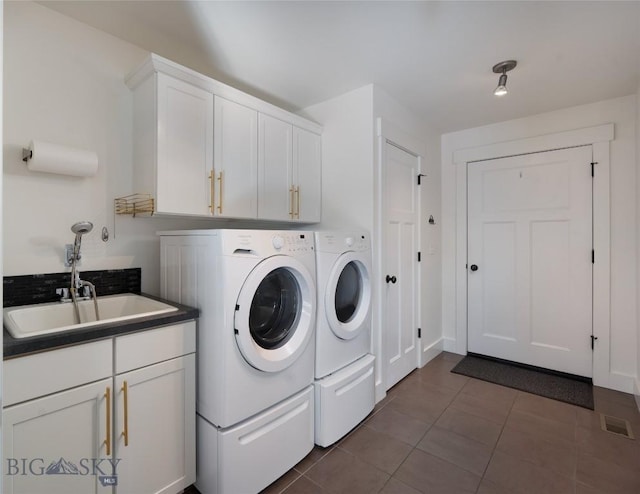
[[383, 142, 420, 389]]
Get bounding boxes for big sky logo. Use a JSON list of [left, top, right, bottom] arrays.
[[6, 457, 120, 486]]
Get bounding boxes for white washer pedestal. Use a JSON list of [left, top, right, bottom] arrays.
[[314, 354, 375, 447], [196, 386, 314, 494]]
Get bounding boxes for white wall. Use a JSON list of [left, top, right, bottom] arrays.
[[442, 95, 638, 393], [3, 1, 213, 294], [300, 85, 375, 232], [303, 85, 442, 400]]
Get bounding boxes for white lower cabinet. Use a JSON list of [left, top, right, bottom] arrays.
[[2, 321, 196, 494], [114, 355, 196, 494], [3, 378, 113, 494]]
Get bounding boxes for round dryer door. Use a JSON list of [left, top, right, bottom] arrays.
[[235, 256, 316, 372], [325, 251, 372, 340]]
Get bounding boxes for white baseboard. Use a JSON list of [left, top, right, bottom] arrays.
[[419, 337, 443, 367], [634, 378, 640, 412], [442, 337, 458, 353], [594, 371, 636, 394], [374, 379, 386, 404]]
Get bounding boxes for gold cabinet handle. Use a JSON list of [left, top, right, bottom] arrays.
[[217, 171, 224, 214], [121, 381, 129, 446], [295, 186, 300, 219], [289, 187, 295, 218], [104, 387, 111, 456], [209, 170, 215, 213]]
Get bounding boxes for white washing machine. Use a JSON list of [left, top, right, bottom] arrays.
[[159, 229, 316, 494], [313, 231, 375, 447]]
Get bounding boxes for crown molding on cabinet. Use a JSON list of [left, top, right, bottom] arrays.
[[125, 53, 322, 135]]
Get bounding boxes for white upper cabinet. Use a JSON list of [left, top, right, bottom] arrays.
[[214, 97, 258, 219], [258, 114, 294, 221], [293, 127, 322, 223], [258, 115, 322, 222], [132, 72, 213, 216], [126, 54, 322, 222]]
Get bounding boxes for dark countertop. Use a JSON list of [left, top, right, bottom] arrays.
[[3, 293, 199, 359]]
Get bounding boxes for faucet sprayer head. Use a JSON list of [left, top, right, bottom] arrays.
[[70, 221, 93, 259], [71, 221, 93, 236]]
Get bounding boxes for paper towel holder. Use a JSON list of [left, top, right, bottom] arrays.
[[20, 140, 99, 177]]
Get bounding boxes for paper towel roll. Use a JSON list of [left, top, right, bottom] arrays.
[[25, 140, 99, 177]]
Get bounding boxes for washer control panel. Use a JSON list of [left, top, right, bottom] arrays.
[[272, 235, 285, 250]]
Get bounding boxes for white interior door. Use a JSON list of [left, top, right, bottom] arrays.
[[467, 146, 593, 377], [383, 142, 420, 389]]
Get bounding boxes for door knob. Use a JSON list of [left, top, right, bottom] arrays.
[[470, 264, 479, 272], [386, 275, 397, 284]]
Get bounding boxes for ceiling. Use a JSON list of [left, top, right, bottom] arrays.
[[39, 1, 640, 133]]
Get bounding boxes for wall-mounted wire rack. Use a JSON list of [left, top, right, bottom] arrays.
[[114, 193, 155, 217]]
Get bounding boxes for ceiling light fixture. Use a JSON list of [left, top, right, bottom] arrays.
[[492, 60, 517, 96]]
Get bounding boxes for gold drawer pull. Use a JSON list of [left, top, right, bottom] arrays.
[[289, 187, 295, 218], [209, 170, 215, 213], [121, 381, 129, 446], [217, 171, 224, 214], [104, 387, 111, 456], [295, 186, 300, 219]]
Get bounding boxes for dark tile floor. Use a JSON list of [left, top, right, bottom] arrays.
[[188, 352, 640, 493], [260, 352, 640, 494]]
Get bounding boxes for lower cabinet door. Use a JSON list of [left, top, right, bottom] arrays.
[[3, 378, 113, 494], [114, 354, 196, 494]]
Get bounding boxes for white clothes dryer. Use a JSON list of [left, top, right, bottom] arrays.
[[313, 231, 375, 447], [159, 229, 316, 494]]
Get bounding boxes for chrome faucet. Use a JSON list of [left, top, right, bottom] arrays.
[[67, 221, 100, 323]]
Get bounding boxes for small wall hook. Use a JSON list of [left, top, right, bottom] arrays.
[[428, 215, 436, 225], [22, 148, 33, 162]]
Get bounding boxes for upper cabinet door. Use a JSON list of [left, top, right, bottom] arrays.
[[156, 73, 213, 216], [214, 96, 258, 219], [258, 114, 293, 221], [293, 127, 322, 223]]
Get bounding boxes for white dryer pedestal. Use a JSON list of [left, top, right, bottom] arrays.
[[314, 354, 375, 447]]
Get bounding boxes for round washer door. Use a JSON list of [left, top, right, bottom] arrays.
[[235, 255, 316, 372], [325, 251, 372, 340]]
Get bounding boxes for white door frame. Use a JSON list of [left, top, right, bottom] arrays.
[[374, 118, 425, 401], [453, 123, 615, 388]]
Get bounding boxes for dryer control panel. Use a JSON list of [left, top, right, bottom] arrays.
[[315, 232, 370, 254]]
